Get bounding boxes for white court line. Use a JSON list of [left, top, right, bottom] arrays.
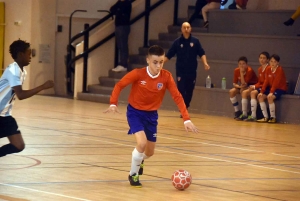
[[20, 117, 299, 159], [0, 183, 92, 201], [69, 135, 300, 175], [272, 153, 300, 159], [159, 136, 264, 153]]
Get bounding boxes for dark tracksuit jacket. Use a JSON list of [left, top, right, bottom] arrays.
[[166, 34, 205, 77], [166, 34, 206, 108]]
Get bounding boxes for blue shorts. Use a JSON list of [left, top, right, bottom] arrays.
[[0, 116, 21, 138], [126, 104, 158, 142], [263, 87, 286, 100]]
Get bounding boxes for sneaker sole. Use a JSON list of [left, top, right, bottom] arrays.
[[130, 185, 142, 188]]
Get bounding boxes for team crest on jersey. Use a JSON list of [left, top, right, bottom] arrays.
[[190, 43, 194, 47], [180, 44, 183, 48], [157, 83, 163, 90]]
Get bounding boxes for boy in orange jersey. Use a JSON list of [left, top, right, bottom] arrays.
[[257, 54, 287, 123], [104, 45, 198, 187], [229, 56, 258, 119], [236, 52, 270, 121]]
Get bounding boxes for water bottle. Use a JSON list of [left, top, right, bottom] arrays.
[[206, 75, 211, 88], [222, 77, 226, 89]]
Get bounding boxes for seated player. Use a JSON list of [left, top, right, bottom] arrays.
[[257, 54, 287, 123], [229, 56, 258, 119], [236, 52, 270, 121]]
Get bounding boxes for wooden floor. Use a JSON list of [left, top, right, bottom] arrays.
[[0, 96, 300, 201]]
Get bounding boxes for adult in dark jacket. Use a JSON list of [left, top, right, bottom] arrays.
[[164, 22, 210, 117]]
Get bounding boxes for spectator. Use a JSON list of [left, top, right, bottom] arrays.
[[110, 0, 132, 72], [284, 6, 300, 26], [164, 22, 210, 117], [188, 0, 207, 24], [202, 0, 221, 28], [228, 0, 248, 10], [257, 54, 287, 123], [229, 56, 258, 119], [236, 52, 270, 121]]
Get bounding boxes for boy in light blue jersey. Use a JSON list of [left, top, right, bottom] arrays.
[[0, 39, 54, 158]]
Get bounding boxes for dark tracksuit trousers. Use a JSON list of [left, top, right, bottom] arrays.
[[177, 74, 197, 109]]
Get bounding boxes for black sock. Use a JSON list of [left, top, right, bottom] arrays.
[[0, 144, 21, 157]]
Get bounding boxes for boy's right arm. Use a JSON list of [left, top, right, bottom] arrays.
[[13, 80, 54, 100]]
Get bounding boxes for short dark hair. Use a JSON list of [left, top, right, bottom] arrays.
[[259, 51, 270, 59], [148, 45, 165, 56], [9, 39, 30, 60], [270, 54, 280, 62], [238, 56, 248, 63]]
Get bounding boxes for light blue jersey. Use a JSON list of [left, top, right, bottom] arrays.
[[0, 62, 26, 116]]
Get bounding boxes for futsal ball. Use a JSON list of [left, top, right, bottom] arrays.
[[171, 170, 192, 190]]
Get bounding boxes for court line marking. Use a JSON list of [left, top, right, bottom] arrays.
[[18, 116, 298, 151], [17, 117, 300, 168], [272, 153, 300, 159], [0, 183, 92, 201], [16, 117, 278, 153], [18, 117, 300, 161], [67, 135, 300, 175]]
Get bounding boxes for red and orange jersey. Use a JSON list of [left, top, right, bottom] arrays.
[[233, 66, 258, 85], [110, 67, 190, 121], [261, 66, 287, 93], [254, 65, 270, 89]]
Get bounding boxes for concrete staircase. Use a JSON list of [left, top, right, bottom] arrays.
[[78, 8, 300, 124]]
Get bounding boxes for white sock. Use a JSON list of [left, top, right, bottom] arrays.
[[230, 97, 239, 112], [143, 153, 150, 160], [241, 98, 248, 116], [250, 99, 257, 118], [269, 103, 276, 118], [259, 102, 268, 118], [129, 148, 144, 176]]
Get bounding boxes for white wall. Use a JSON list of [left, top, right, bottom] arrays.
[[3, 0, 32, 89], [30, 0, 56, 94], [3, 0, 55, 94]]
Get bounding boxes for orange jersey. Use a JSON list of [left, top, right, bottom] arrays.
[[110, 67, 190, 121], [254, 65, 270, 89], [233, 66, 258, 85], [261, 66, 287, 93]]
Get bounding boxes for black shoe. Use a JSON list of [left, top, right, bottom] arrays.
[[203, 21, 209, 28], [234, 111, 242, 119], [138, 160, 144, 175], [236, 114, 248, 121], [128, 173, 142, 187], [284, 18, 294, 26]]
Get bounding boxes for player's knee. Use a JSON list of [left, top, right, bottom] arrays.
[[136, 142, 147, 151], [229, 89, 235, 96], [267, 96, 275, 103]]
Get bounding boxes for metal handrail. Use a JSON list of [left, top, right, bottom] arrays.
[[66, 0, 176, 95]]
